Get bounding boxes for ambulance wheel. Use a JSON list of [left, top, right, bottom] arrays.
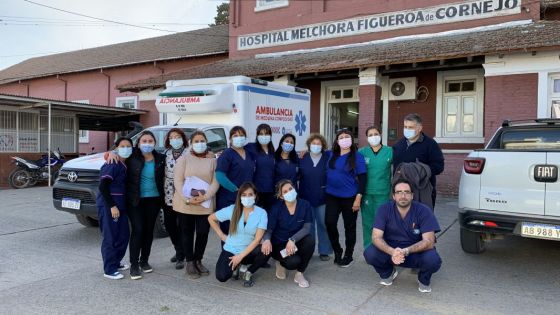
[[460, 227, 485, 254], [153, 209, 168, 238], [76, 214, 99, 227]]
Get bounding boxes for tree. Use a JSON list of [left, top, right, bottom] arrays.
[[210, 2, 229, 26]]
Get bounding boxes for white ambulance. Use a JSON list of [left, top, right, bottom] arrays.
[[156, 76, 311, 151]]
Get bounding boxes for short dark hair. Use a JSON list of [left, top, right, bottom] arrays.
[[392, 179, 413, 194], [135, 130, 156, 149], [189, 130, 207, 142], [404, 113, 423, 125], [365, 125, 381, 136], [255, 123, 274, 154], [164, 128, 188, 149], [275, 133, 297, 163], [114, 137, 132, 149], [229, 126, 247, 139]]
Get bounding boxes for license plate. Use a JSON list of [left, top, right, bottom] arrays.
[[521, 222, 560, 240], [61, 197, 81, 210]]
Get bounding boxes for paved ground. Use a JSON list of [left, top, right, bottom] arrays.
[[0, 187, 559, 315]]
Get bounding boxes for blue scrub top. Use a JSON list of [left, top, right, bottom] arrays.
[[274, 158, 298, 187], [216, 148, 256, 208], [267, 198, 313, 245], [245, 142, 275, 193], [215, 204, 268, 255], [325, 152, 367, 198], [373, 200, 441, 248], [298, 152, 328, 207], [96, 161, 127, 211], [140, 160, 159, 198]]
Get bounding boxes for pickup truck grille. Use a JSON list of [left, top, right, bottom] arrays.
[[58, 169, 100, 183], [53, 188, 96, 204]]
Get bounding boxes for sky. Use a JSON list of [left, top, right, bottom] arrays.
[[0, 0, 227, 70]]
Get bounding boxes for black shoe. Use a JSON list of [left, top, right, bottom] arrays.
[[140, 261, 153, 273], [175, 260, 185, 270], [338, 256, 354, 268], [170, 255, 177, 263], [243, 271, 254, 287], [333, 252, 342, 265], [319, 255, 331, 261], [130, 265, 142, 280]]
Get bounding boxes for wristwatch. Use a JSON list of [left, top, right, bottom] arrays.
[[404, 248, 410, 256], [288, 237, 296, 243]]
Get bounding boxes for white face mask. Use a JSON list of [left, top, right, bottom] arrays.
[[368, 135, 381, 146], [309, 144, 322, 154], [240, 196, 255, 208], [403, 128, 417, 140], [192, 142, 207, 154]]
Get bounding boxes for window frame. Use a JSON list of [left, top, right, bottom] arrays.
[[435, 69, 485, 144], [254, 0, 289, 12], [549, 73, 560, 118], [73, 100, 90, 143], [116, 96, 138, 109]]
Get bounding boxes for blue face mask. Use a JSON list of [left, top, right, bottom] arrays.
[[403, 128, 417, 140], [282, 142, 294, 153], [232, 136, 246, 148], [240, 196, 255, 208], [192, 142, 207, 154], [309, 144, 322, 154], [117, 147, 132, 159], [257, 135, 271, 145], [140, 143, 155, 153], [283, 189, 297, 202], [170, 138, 183, 150]]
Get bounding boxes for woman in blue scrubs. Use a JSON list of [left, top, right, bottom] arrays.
[[245, 124, 276, 211], [273, 133, 298, 187], [215, 126, 256, 234], [96, 137, 133, 280]]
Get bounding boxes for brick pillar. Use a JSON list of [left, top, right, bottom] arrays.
[[358, 68, 382, 148]]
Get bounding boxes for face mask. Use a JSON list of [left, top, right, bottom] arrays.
[[403, 129, 417, 140], [368, 135, 382, 146], [257, 135, 271, 145], [282, 142, 294, 153], [309, 144, 322, 154], [240, 196, 255, 208], [169, 138, 183, 150], [283, 189, 297, 202], [338, 137, 352, 150], [192, 142, 207, 154], [232, 136, 246, 148], [117, 147, 132, 159], [140, 143, 155, 153]]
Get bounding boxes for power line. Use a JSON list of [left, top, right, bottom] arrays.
[[0, 15, 211, 25]]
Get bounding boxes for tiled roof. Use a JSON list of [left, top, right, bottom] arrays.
[[0, 25, 229, 85], [118, 21, 560, 92]]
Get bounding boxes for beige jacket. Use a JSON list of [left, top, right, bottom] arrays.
[[172, 151, 219, 215]]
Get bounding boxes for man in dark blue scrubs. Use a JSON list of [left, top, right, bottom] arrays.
[[363, 179, 442, 293]]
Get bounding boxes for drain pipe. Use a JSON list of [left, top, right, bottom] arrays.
[[100, 68, 111, 106], [56, 75, 68, 101]]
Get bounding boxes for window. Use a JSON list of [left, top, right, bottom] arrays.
[[255, 0, 289, 12], [0, 109, 17, 152], [435, 70, 484, 143], [40, 116, 75, 152], [79, 130, 89, 143], [205, 128, 227, 153], [328, 87, 358, 102], [550, 75, 560, 118], [116, 96, 137, 109]]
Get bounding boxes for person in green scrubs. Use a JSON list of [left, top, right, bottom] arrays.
[[358, 126, 393, 248]]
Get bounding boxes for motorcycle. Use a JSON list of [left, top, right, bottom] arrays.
[[8, 149, 66, 189]]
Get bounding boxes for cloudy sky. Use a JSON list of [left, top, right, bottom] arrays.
[[0, 0, 227, 70]]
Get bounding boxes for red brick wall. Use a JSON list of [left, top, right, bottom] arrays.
[[484, 73, 538, 141], [438, 152, 468, 196], [297, 80, 322, 133], [139, 100, 160, 128], [358, 84, 382, 147]]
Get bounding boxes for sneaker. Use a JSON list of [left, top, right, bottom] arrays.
[[139, 261, 153, 273], [170, 255, 177, 263], [130, 265, 142, 280], [293, 272, 309, 288], [418, 281, 432, 293], [118, 263, 130, 271], [175, 260, 185, 270], [104, 271, 124, 280], [195, 260, 210, 276], [186, 261, 200, 279], [319, 255, 331, 262], [243, 271, 254, 287], [338, 256, 354, 268], [333, 252, 342, 265], [239, 264, 248, 274], [232, 266, 240, 280], [275, 261, 286, 280], [380, 268, 399, 286]]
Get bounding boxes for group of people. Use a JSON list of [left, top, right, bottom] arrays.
[[95, 113, 446, 292]]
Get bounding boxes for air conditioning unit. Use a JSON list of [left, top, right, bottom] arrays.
[[389, 77, 417, 101]]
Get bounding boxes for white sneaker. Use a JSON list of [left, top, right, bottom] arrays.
[[104, 272, 124, 280], [294, 272, 309, 288], [118, 263, 129, 271], [418, 281, 432, 293], [275, 261, 286, 280], [380, 268, 398, 286]]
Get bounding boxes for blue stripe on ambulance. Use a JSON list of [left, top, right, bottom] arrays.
[[237, 85, 309, 101]]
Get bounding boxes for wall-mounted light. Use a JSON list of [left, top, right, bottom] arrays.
[[348, 110, 359, 115]]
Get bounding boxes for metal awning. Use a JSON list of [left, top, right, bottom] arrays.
[[0, 93, 147, 131]]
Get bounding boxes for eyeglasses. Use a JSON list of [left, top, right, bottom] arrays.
[[394, 190, 412, 196]]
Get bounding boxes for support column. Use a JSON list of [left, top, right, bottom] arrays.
[[358, 68, 382, 148]]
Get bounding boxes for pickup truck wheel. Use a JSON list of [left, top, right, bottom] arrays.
[[76, 214, 99, 227], [460, 227, 486, 254], [153, 209, 169, 238]]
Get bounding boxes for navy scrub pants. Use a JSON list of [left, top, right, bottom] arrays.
[[215, 245, 269, 282], [98, 201, 129, 275], [363, 244, 442, 285]]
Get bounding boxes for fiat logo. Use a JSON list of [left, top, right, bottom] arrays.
[[67, 171, 78, 183]]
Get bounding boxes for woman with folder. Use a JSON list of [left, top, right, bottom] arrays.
[[173, 130, 220, 279]]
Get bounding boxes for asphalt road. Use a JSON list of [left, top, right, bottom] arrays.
[[0, 187, 559, 315]]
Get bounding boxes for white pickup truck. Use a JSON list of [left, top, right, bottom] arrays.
[[458, 119, 560, 253]]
